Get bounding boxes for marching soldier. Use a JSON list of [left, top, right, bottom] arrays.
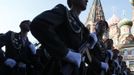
[[112, 49, 120, 75], [86, 20, 109, 75], [0, 20, 37, 75], [30, 0, 89, 75], [104, 39, 114, 75]]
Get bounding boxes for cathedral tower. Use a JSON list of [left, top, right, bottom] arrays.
[[85, 0, 105, 32]]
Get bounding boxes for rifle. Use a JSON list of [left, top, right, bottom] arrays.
[[79, 33, 99, 63], [78, 41, 93, 75], [79, 41, 92, 63]]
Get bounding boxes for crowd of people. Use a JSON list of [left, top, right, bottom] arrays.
[[0, 0, 132, 75]]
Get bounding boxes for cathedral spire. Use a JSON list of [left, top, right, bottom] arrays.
[[85, 0, 105, 32]]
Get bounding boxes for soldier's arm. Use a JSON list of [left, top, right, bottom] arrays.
[[32, 4, 69, 58]]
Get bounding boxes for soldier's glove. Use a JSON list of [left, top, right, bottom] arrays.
[[4, 58, 16, 68], [107, 50, 113, 60], [89, 32, 98, 49], [65, 49, 81, 68], [29, 43, 36, 55], [90, 32, 98, 43], [18, 62, 26, 68], [101, 62, 109, 72]]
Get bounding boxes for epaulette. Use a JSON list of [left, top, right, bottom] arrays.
[[52, 4, 67, 11]]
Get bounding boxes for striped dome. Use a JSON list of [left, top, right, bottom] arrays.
[[118, 18, 133, 28]]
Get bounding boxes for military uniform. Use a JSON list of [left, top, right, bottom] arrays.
[[0, 31, 35, 75], [86, 38, 107, 75], [30, 4, 89, 75]]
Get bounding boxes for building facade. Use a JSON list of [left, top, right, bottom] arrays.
[[86, 0, 134, 71]]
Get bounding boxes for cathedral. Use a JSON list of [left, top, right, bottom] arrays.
[[85, 0, 134, 71]]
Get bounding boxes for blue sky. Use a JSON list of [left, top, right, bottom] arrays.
[[0, 0, 133, 42]]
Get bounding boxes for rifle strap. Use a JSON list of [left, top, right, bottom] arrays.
[[85, 49, 92, 62]]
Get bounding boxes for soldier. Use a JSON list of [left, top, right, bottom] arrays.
[[86, 20, 109, 75], [112, 49, 120, 75], [30, 0, 89, 75], [104, 39, 114, 60], [121, 61, 128, 75], [104, 39, 114, 75], [0, 20, 37, 75]]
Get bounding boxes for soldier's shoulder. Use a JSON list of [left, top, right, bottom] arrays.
[[54, 4, 67, 10], [5, 31, 17, 36], [52, 4, 69, 13], [7, 30, 16, 34]]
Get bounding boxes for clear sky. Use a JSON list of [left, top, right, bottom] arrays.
[[0, 0, 133, 43]]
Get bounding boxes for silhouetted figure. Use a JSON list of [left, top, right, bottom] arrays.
[[104, 39, 114, 75], [30, 0, 89, 75], [0, 20, 37, 75], [112, 49, 120, 75], [86, 20, 109, 75]]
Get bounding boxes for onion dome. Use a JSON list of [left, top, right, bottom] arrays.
[[130, 0, 134, 6], [118, 18, 133, 28], [108, 14, 120, 26]]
